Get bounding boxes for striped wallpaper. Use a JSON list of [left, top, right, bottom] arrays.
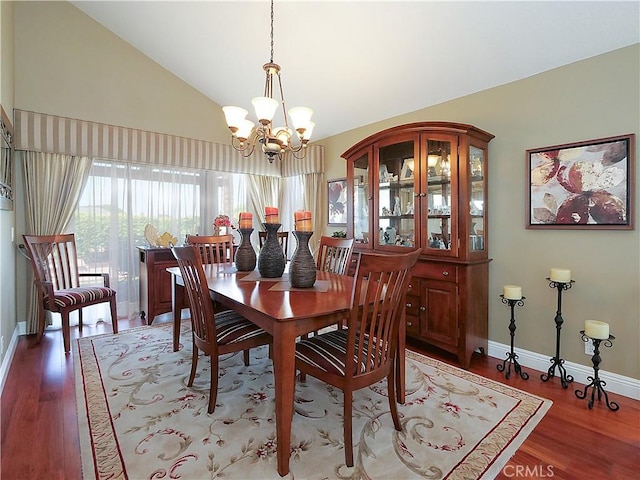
[[14, 110, 323, 177]]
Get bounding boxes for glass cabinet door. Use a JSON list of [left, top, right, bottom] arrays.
[[352, 152, 370, 245], [377, 140, 416, 249], [469, 145, 486, 252], [425, 138, 455, 252]]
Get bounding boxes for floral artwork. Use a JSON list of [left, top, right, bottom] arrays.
[[526, 134, 635, 229]]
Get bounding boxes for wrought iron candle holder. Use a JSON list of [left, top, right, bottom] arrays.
[[575, 332, 619, 411], [497, 295, 529, 380], [540, 278, 574, 388]]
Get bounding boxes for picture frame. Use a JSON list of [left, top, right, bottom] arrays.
[[327, 178, 347, 226], [526, 134, 635, 230]]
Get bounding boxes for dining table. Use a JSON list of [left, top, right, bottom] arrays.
[[168, 265, 407, 477]]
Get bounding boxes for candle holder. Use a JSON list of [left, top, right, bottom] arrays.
[[234, 228, 256, 271], [289, 231, 316, 288], [258, 223, 286, 278], [497, 295, 529, 380], [575, 332, 619, 411], [540, 278, 575, 388]]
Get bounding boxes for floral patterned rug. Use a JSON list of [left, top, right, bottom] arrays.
[[74, 322, 551, 479]]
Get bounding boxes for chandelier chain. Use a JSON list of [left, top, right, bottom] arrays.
[[269, 0, 274, 64]]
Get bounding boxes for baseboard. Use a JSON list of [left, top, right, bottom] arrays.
[[488, 340, 640, 400], [0, 324, 21, 397]]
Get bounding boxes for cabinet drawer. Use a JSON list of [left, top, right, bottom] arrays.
[[414, 262, 458, 282], [404, 294, 420, 316], [405, 314, 420, 336]]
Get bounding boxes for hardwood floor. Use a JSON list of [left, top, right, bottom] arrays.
[[2, 315, 639, 479]]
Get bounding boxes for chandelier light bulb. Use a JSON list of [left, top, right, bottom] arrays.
[[236, 119, 256, 141], [273, 127, 291, 146], [301, 122, 315, 141], [222, 106, 249, 133], [252, 97, 279, 124], [288, 106, 313, 130]]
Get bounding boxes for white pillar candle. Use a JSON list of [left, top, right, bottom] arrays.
[[550, 267, 571, 283], [584, 320, 609, 339], [503, 285, 522, 300]]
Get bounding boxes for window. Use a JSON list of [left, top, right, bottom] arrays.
[[71, 160, 247, 319]]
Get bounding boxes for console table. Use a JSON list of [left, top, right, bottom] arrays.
[[138, 246, 178, 324]]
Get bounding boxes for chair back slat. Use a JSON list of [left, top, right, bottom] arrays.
[[186, 234, 235, 268], [24, 234, 80, 290], [347, 249, 421, 377], [171, 245, 217, 351], [316, 236, 354, 275]]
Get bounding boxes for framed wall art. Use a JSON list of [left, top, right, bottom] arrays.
[[526, 134, 635, 230], [327, 178, 347, 226]]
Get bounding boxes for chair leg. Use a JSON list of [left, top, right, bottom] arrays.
[[208, 355, 219, 414], [36, 305, 46, 344], [78, 309, 83, 332], [387, 371, 402, 431], [62, 312, 71, 354], [243, 349, 250, 366], [188, 345, 199, 387], [109, 298, 118, 334], [344, 389, 354, 467]]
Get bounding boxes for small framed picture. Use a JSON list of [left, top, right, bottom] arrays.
[[327, 178, 347, 226], [526, 134, 635, 229]]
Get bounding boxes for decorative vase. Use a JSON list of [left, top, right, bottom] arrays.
[[289, 231, 316, 288], [234, 228, 256, 271], [257, 223, 286, 278]]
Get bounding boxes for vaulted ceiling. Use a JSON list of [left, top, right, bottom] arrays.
[[72, 1, 640, 140]]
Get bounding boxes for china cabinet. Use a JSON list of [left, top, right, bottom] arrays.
[[342, 122, 494, 368]]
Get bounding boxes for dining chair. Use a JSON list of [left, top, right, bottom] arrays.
[[258, 231, 289, 258], [171, 245, 272, 414], [22, 233, 118, 354], [295, 248, 421, 467], [185, 234, 235, 268], [301, 235, 355, 342], [316, 235, 354, 275]]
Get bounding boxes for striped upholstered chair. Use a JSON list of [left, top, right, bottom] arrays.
[[295, 249, 421, 467], [171, 245, 272, 413], [23, 233, 118, 354]]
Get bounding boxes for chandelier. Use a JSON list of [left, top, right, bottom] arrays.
[[222, 0, 314, 163]]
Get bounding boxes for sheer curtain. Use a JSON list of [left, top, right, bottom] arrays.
[[22, 151, 93, 333], [71, 160, 247, 320]]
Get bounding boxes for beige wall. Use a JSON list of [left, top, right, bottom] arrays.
[[0, 0, 16, 368], [318, 44, 640, 379], [14, 1, 229, 143]]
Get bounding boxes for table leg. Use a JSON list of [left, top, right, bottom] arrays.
[[272, 323, 297, 477], [171, 276, 184, 352]]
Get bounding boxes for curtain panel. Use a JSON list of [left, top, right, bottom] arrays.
[[14, 109, 324, 177]]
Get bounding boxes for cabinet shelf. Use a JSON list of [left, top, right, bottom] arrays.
[[380, 214, 414, 220]]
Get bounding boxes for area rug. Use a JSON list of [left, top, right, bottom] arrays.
[[74, 322, 551, 480]]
